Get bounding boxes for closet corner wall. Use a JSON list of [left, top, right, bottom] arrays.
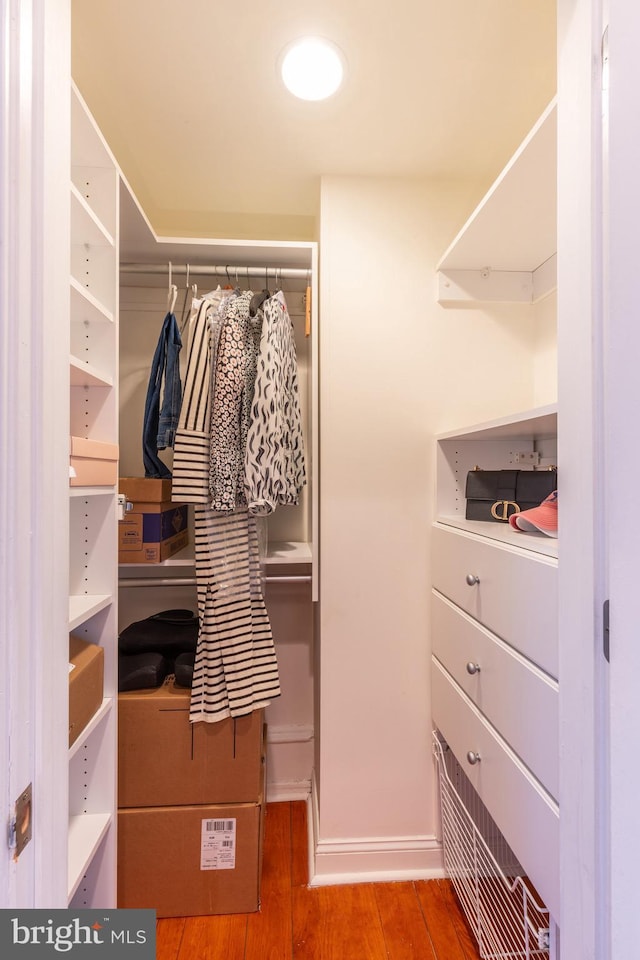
[[116, 176, 319, 804]]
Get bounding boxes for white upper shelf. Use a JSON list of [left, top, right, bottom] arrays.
[[438, 99, 556, 273]]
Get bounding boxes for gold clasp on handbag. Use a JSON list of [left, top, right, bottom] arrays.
[[490, 500, 521, 521]]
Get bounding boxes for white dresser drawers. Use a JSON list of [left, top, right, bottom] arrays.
[[432, 590, 559, 799], [432, 523, 558, 678], [432, 657, 560, 919]]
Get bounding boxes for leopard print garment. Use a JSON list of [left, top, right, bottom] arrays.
[[208, 290, 262, 511]]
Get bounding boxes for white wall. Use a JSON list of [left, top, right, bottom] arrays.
[[314, 174, 551, 882], [533, 289, 558, 407]]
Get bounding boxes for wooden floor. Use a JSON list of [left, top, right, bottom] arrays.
[[156, 801, 482, 960]]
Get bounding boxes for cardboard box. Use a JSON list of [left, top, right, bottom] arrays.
[[118, 681, 265, 807], [117, 794, 264, 917], [70, 437, 119, 487], [69, 635, 105, 746], [118, 501, 188, 563], [119, 477, 173, 502]]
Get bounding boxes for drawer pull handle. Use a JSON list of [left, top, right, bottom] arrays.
[[466, 751, 481, 766], [466, 662, 481, 676], [465, 574, 480, 586]]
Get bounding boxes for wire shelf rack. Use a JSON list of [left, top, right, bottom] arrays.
[[433, 733, 550, 959]]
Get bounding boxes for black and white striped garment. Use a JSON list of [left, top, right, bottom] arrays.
[[171, 289, 229, 503], [189, 505, 281, 722], [244, 290, 306, 515]]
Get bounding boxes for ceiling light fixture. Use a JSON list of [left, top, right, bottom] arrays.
[[280, 37, 345, 101]]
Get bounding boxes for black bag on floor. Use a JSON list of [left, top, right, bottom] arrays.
[[174, 651, 195, 688], [118, 651, 173, 692], [118, 608, 198, 658]]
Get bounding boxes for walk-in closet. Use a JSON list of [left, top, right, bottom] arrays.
[[4, 3, 640, 960]]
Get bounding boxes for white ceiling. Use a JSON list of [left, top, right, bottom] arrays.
[[71, 0, 556, 241]]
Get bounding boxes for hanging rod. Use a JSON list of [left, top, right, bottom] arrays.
[[120, 262, 311, 281], [119, 575, 312, 588]]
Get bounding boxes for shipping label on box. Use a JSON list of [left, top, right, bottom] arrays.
[[201, 817, 236, 870], [118, 800, 263, 917]]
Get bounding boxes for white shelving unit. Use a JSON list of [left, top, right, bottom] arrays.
[[431, 405, 560, 925], [436, 98, 557, 306], [67, 82, 119, 907], [431, 99, 561, 950]]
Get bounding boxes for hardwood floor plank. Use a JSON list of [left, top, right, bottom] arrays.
[[245, 801, 293, 960], [177, 914, 248, 960], [415, 880, 470, 960], [156, 918, 186, 960], [293, 883, 389, 960], [290, 800, 309, 888], [436, 879, 482, 960], [374, 881, 438, 960], [260, 802, 294, 899]]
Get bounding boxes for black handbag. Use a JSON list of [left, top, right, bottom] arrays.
[[465, 468, 557, 522], [118, 608, 199, 657]]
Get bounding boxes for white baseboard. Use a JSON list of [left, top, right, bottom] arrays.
[[307, 772, 445, 886], [265, 724, 314, 803], [266, 780, 311, 802]]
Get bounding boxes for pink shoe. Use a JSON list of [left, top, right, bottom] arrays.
[[509, 490, 558, 538]]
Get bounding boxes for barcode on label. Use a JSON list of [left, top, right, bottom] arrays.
[[205, 819, 235, 832]]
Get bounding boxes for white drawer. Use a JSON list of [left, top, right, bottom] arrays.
[[432, 591, 558, 799], [432, 656, 559, 919], [432, 523, 558, 678]]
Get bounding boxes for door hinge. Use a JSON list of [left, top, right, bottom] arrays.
[[603, 599, 610, 663]]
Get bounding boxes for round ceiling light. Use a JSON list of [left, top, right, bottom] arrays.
[[280, 37, 345, 101]]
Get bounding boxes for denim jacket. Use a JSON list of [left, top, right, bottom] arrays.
[[142, 311, 182, 478]]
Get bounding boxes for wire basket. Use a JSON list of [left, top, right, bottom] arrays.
[[433, 733, 550, 959]]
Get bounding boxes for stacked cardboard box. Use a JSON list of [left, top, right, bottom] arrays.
[[69, 635, 105, 747], [117, 680, 265, 917], [118, 477, 189, 563]]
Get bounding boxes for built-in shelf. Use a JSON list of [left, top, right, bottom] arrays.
[[68, 698, 113, 760], [70, 182, 115, 249], [68, 594, 112, 631], [67, 812, 113, 902], [118, 539, 312, 579], [434, 518, 557, 560], [70, 355, 113, 388], [69, 485, 116, 498], [70, 276, 114, 324], [437, 99, 557, 305], [435, 403, 557, 443], [435, 405, 558, 559]]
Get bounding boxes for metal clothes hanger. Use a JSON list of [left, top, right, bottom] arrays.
[[249, 265, 271, 317], [179, 264, 196, 333], [167, 261, 178, 314]]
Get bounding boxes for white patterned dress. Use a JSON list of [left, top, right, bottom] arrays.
[[244, 290, 306, 515]]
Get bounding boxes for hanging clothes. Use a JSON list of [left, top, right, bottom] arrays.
[[142, 310, 182, 478], [189, 505, 281, 723], [244, 290, 306, 515], [169, 280, 308, 724], [171, 289, 231, 501], [208, 290, 261, 512]]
